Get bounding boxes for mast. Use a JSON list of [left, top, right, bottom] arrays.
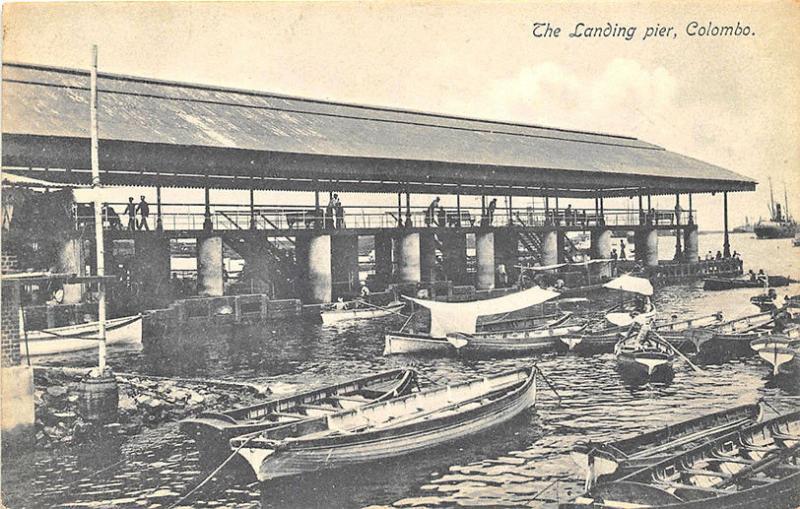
[[768, 177, 776, 219], [784, 182, 790, 221]]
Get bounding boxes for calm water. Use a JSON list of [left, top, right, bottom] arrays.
[[4, 233, 800, 509]]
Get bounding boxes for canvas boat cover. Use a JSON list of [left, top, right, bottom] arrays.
[[406, 286, 560, 336], [603, 274, 654, 296]]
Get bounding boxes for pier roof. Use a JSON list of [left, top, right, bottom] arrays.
[[2, 62, 755, 198]]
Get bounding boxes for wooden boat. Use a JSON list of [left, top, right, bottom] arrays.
[[614, 326, 675, 381], [561, 410, 800, 509], [180, 369, 417, 469], [571, 403, 762, 487], [750, 336, 800, 376], [703, 275, 795, 291], [384, 286, 561, 355], [20, 314, 142, 358], [691, 311, 777, 358], [230, 367, 538, 482], [320, 300, 404, 326], [446, 321, 587, 356], [561, 313, 724, 354], [478, 312, 571, 332]]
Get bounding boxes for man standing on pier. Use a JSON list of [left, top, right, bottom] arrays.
[[426, 197, 440, 226], [125, 196, 136, 231], [136, 195, 150, 231]]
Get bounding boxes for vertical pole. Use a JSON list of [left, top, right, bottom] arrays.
[[203, 181, 212, 231], [397, 192, 402, 227], [90, 45, 106, 371], [507, 195, 513, 225], [405, 190, 411, 227], [723, 191, 731, 257], [688, 193, 694, 225], [456, 186, 461, 227], [674, 193, 682, 258], [250, 180, 256, 230], [481, 195, 486, 217], [647, 194, 652, 210], [638, 194, 643, 225], [156, 183, 163, 231]]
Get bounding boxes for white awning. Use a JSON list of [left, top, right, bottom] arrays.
[[603, 274, 654, 296], [406, 286, 560, 336]]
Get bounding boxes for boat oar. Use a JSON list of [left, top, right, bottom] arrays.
[[534, 365, 562, 405], [651, 331, 706, 374], [357, 299, 411, 319]]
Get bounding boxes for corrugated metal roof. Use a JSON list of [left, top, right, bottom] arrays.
[[1, 62, 755, 195]]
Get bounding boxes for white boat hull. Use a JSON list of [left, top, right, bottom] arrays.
[[321, 303, 404, 326], [383, 332, 449, 355], [21, 315, 143, 358]]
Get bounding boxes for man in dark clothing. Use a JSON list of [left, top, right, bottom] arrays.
[[426, 197, 440, 226], [486, 198, 497, 226], [136, 196, 150, 231], [125, 197, 136, 231]]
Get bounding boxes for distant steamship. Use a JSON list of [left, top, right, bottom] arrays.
[[754, 178, 797, 239]]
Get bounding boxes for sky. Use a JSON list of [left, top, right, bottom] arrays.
[[3, 1, 800, 230]]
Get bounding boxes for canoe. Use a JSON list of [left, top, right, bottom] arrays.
[[446, 322, 588, 357], [561, 409, 800, 509], [478, 312, 571, 332], [561, 313, 725, 354], [384, 313, 571, 356], [703, 275, 795, 291], [614, 327, 675, 381], [179, 369, 417, 469], [230, 367, 538, 482], [20, 314, 142, 358], [571, 403, 762, 487], [320, 301, 404, 326], [750, 336, 800, 376]]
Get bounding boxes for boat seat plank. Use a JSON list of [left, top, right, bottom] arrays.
[[272, 411, 305, 420], [682, 468, 731, 478], [662, 481, 732, 495], [771, 432, 799, 441], [299, 404, 338, 413], [708, 457, 754, 465], [330, 395, 368, 403]]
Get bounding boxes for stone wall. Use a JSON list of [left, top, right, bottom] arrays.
[[2, 282, 21, 367]]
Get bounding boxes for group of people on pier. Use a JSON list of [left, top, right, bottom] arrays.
[[103, 196, 151, 231]]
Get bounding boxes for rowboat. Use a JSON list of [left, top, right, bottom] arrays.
[[179, 369, 417, 469], [560, 313, 724, 354], [561, 410, 800, 509], [602, 275, 656, 327], [384, 286, 561, 355], [20, 314, 142, 358], [691, 311, 777, 358], [445, 321, 587, 357], [230, 367, 538, 482], [750, 336, 799, 376], [614, 325, 675, 381], [571, 403, 762, 488], [320, 300, 404, 326], [703, 275, 795, 291]]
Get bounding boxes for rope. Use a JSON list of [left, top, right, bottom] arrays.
[[762, 398, 783, 417], [167, 434, 256, 509], [534, 366, 562, 405], [530, 479, 559, 502]]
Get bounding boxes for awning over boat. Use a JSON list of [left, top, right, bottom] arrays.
[[517, 259, 612, 272], [603, 274, 654, 296], [406, 286, 560, 336]]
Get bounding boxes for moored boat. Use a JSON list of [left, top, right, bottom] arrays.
[[445, 320, 587, 357], [703, 275, 795, 291], [230, 367, 538, 482], [571, 403, 762, 488], [320, 300, 404, 326], [614, 325, 675, 381], [561, 410, 800, 509], [179, 369, 417, 469], [690, 311, 777, 358], [383, 286, 561, 355], [750, 336, 800, 376], [20, 314, 143, 358]]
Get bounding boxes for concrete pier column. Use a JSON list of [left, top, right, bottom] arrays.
[[684, 225, 699, 262], [197, 236, 224, 296], [58, 238, 85, 304], [420, 232, 436, 282], [373, 233, 394, 287], [331, 234, 359, 296], [541, 229, 559, 267], [590, 227, 613, 278], [296, 234, 333, 303], [635, 228, 659, 267], [133, 236, 171, 307], [476, 231, 495, 290], [397, 232, 421, 283], [439, 231, 468, 285]]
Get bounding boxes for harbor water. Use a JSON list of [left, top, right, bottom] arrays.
[[3, 233, 799, 509]]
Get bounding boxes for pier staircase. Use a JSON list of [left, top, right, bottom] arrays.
[[222, 235, 298, 298]]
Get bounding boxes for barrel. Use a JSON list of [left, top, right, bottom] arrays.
[[76, 374, 119, 424]]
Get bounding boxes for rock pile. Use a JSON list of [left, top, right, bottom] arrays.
[[33, 369, 264, 449]]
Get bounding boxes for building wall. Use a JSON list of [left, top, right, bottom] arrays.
[[1, 283, 21, 367]]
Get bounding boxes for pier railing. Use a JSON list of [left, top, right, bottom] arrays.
[[77, 202, 696, 232]]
